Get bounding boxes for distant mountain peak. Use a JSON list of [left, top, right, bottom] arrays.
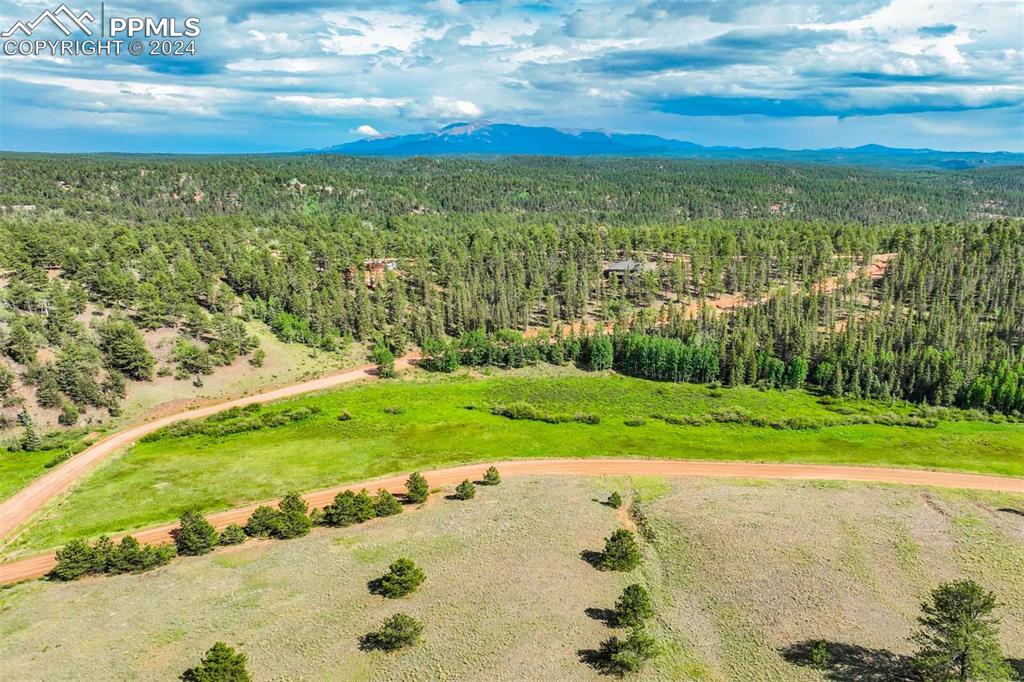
[[314, 121, 1023, 170]]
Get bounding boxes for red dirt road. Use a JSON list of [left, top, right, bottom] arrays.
[[2, 457, 1021, 586], [0, 355, 419, 546]]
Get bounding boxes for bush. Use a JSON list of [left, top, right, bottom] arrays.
[[219, 524, 247, 546], [596, 627, 659, 674], [106, 536, 176, 574], [598, 529, 642, 571], [244, 505, 282, 538], [276, 492, 313, 539], [180, 642, 251, 682], [337, 410, 353, 421], [51, 539, 104, 581], [809, 640, 832, 667], [482, 466, 501, 485], [454, 479, 476, 500], [322, 489, 375, 526], [623, 417, 645, 427], [363, 613, 423, 652], [614, 584, 654, 627], [50, 535, 174, 580], [58, 402, 80, 427], [382, 405, 403, 415], [374, 489, 403, 517], [175, 510, 219, 556], [371, 558, 426, 598], [405, 472, 429, 504]]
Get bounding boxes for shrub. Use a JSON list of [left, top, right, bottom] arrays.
[[628, 499, 656, 542], [596, 627, 659, 674], [374, 489, 403, 517], [51, 535, 173, 580], [105, 536, 175, 575], [363, 613, 423, 652], [405, 472, 429, 504], [276, 492, 312, 539], [219, 524, 247, 546], [51, 539, 104, 581], [58, 402, 80, 427], [598, 529, 642, 571], [372, 558, 426, 598], [623, 417, 645, 427], [573, 412, 601, 424], [607, 492, 622, 508], [372, 343, 396, 379], [382, 405, 403, 415], [809, 640, 832, 667], [180, 642, 251, 682], [337, 410, 353, 421], [454, 479, 476, 500], [244, 505, 282, 538], [175, 510, 219, 556], [482, 466, 501, 485], [614, 584, 654, 627]]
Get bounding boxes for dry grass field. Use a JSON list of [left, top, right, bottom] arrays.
[[1, 476, 1022, 681]]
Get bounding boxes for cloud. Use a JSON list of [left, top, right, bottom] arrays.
[[355, 124, 381, 136], [274, 95, 409, 114], [421, 96, 483, 119], [918, 24, 957, 37], [576, 28, 845, 75], [2, 0, 1021, 152]]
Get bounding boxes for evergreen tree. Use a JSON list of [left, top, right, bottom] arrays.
[[405, 472, 429, 504], [364, 613, 423, 651], [180, 642, 251, 682], [454, 479, 476, 500], [598, 529, 642, 571], [374, 489, 403, 517], [96, 316, 155, 380], [482, 466, 501, 486], [175, 510, 218, 556], [372, 558, 426, 598], [614, 584, 654, 627], [912, 580, 1012, 682]]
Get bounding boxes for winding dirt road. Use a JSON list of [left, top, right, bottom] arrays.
[[2, 457, 1022, 586], [0, 355, 420, 546]]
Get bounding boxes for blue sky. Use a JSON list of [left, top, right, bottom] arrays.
[[0, 0, 1021, 152]]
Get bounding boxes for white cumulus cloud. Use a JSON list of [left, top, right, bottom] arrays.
[[355, 124, 381, 136]]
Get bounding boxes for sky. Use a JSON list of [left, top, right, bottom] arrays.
[[0, 0, 1021, 153]]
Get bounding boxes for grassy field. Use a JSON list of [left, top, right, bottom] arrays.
[[4, 369, 1023, 558], [1, 476, 1021, 681]]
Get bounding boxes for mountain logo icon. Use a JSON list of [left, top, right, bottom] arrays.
[[2, 4, 95, 38]]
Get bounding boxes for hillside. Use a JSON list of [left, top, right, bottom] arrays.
[[1, 476, 1020, 680]]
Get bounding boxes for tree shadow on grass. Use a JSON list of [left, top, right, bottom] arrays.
[[1010, 659, 1024, 678], [577, 647, 622, 677], [580, 549, 604, 569], [584, 606, 617, 627], [997, 507, 1024, 518], [779, 641, 916, 681]]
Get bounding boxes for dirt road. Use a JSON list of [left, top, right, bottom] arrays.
[[2, 456, 1021, 586], [0, 355, 420, 545]]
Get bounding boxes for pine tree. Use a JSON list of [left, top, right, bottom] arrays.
[[180, 642, 251, 682], [405, 472, 429, 504], [175, 510, 218, 556], [912, 580, 1012, 681]]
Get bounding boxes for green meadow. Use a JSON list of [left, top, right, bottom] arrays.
[[5, 370, 1023, 557]]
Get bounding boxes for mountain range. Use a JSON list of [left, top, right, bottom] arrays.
[[316, 121, 1024, 170]]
